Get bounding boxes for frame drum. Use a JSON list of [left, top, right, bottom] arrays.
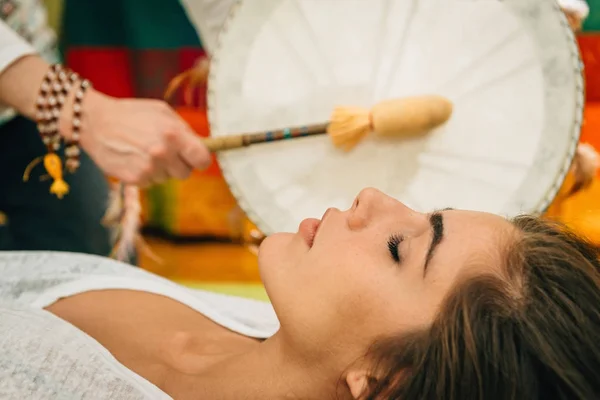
[[208, 0, 584, 235]]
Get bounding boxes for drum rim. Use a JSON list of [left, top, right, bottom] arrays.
[[207, 0, 584, 236]]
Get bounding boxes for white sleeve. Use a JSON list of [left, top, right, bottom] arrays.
[[179, 0, 238, 55], [559, 0, 590, 20], [0, 20, 36, 76]]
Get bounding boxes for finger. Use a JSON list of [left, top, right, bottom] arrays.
[[149, 153, 171, 183], [149, 167, 170, 186], [137, 179, 153, 189], [175, 122, 212, 171], [165, 154, 193, 180], [147, 128, 187, 180], [133, 154, 167, 187], [153, 127, 193, 180], [148, 142, 170, 168]]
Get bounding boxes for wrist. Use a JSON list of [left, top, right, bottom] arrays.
[[0, 55, 51, 120], [58, 85, 105, 142], [54, 76, 94, 173]]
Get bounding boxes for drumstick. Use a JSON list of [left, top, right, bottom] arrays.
[[203, 123, 330, 152], [204, 95, 454, 152]]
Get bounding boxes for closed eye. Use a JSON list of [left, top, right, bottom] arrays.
[[387, 234, 404, 263]]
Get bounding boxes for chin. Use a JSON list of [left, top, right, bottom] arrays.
[[258, 232, 296, 262], [257, 232, 298, 281]]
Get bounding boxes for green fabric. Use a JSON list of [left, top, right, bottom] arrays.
[[177, 281, 270, 302], [583, 0, 600, 32], [61, 0, 201, 50], [56, 0, 600, 41]]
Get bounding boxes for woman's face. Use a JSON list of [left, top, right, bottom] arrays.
[[258, 188, 513, 365]]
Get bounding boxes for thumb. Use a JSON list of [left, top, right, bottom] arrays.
[[176, 122, 212, 171]]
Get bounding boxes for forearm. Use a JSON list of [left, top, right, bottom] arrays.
[[0, 54, 49, 120], [0, 19, 49, 120], [0, 49, 107, 140]]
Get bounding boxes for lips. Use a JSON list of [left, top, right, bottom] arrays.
[[298, 218, 321, 248], [298, 208, 333, 248]]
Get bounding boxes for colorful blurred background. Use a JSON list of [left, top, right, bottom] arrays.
[[41, 0, 600, 301], [44, 0, 268, 300]]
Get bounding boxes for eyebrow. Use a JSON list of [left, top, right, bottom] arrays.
[[423, 208, 451, 276]]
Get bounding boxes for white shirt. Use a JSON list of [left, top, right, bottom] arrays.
[[0, 251, 280, 399], [0, 0, 58, 125]]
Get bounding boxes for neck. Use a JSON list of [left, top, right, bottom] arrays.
[[164, 332, 346, 400]]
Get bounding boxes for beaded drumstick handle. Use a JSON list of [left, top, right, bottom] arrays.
[[203, 123, 329, 152]]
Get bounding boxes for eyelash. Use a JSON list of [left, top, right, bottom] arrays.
[[387, 234, 404, 263]]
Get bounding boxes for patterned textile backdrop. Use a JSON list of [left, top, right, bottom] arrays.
[[59, 0, 255, 241]]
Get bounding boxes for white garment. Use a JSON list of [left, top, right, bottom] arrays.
[[0, 251, 280, 399], [0, 0, 58, 124], [558, 0, 590, 19], [179, 0, 238, 55]]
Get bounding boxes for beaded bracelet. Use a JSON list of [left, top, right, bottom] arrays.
[[65, 79, 91, 174], [25, 63, 87, 199], [35, 64, 61, 151]]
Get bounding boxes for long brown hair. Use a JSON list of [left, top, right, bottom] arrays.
[[363, 215, 600, 399]]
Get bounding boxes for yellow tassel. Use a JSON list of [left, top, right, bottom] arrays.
[[22, 156, 43, 182], [327, 95, 454, 151], [164, 70, 192, 103], [23, 153, 69, 199], [164, 58, 210, 106], [44, 153, 69, 199], [49, 178, 69, 199]]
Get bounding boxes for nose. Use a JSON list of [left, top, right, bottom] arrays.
[[354, 187, 411, 212], [349, 187, 424, 230]]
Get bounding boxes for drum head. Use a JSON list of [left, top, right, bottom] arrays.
[[208, 0, 583, 235]]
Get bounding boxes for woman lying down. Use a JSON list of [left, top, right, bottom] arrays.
[[1, 188, 598, 400]]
